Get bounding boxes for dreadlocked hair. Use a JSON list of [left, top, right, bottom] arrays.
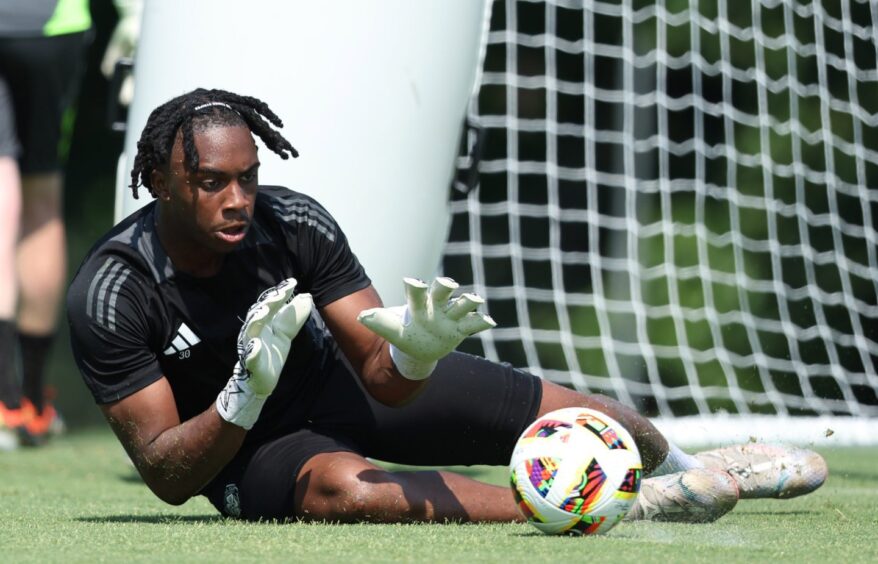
[[128, 88, 298, 199]]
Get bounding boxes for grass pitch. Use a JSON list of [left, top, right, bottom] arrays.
[[1, 430, 876, 563]]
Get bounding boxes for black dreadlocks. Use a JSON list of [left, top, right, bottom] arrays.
[[129, 88, 298, 199]]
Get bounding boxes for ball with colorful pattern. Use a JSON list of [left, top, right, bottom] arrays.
[[509, 407, 642, 535]]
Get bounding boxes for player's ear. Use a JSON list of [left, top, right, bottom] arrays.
[[151, 169, 171, 201]]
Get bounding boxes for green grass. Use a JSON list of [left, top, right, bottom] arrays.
[[1, 430, 876, 563]]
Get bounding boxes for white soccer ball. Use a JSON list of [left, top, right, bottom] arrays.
[[509, 407, 642, 535]]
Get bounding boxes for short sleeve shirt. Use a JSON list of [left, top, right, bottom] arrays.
[[66, 186, 371, 445]]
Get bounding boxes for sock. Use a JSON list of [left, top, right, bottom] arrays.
[[0, 319, 22, 408], [19, 332, 54, 414], [650, 442, 704, 477]]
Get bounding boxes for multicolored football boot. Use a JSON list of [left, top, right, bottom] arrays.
[[694, 443, 828, 499], [624, 468, 739, 523]]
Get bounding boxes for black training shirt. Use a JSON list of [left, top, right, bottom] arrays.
[[66, 186, 371, 445]]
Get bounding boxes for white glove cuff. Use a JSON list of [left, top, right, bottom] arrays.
[[215, 375, 268, 430], [390, 344, 437, 381]]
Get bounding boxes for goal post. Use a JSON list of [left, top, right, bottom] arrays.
[[446, 0, 878, 446]]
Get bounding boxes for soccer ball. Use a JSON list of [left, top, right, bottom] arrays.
[[509, 407, 642, 535]]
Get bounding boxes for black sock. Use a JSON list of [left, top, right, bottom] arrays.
[[0, 320, 22, 408], [19, 332, 54, 414]]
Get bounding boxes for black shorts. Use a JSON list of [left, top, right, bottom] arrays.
[[201, 352, 543, 521], [0, 32, 90, 173]]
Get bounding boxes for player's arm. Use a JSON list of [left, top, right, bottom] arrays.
[[321, 278, 495, 406], [100, 377, 245, 505], [320, 285, 425, 406], [100, 279, 312, 505]]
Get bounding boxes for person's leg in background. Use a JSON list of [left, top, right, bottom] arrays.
[[16, 169, 66, 441], [0, 31, 91, 445], [0, 156, 24, 449], [0, 73, 25, 449]]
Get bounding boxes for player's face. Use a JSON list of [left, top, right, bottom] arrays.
[[158, 124, 260, 257]]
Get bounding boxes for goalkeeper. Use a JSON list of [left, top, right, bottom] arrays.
[[67, 88, 827, 523]]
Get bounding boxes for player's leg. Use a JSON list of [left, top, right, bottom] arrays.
[[0, 156, 20, 324], [0, 101, 20, 324], [202, 428, 523, 523], [536, 374, 826, 501], [295, 451, 522, 523], [533, 378, 739, 523], [0, 156, 25, 450], [16, 171, 67, 443], [207, 354, 723, 524], [535, 380, 673, 472], [294, 445, 733, 525], [324, 351, 734, 523], [275, 357, 729, 524], [6, 32, 88, 442], [0, 71, 27, 449], [17, 171, 65, 337], [17, 171, 65, 397]]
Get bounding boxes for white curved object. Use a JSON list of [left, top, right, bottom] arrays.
[[115, 0, 489, 303]]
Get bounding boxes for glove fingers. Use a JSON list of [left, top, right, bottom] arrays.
[[242, 337, 261, 369], [429, 277, 459, 311], [238, 279, 298, 352], [458, 312, 497, 336], [404, 278, 429, 321], [239, 303, 271, 351], [445, 293, 485, 321], [358, 307, 405, 342], [273, 293, 313, 339], [243, 338, 284, 395], [256, 278, 298, 316]]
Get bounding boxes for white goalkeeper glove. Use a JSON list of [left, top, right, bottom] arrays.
[[216, 278, 313, 429], [101, 0, 143, 105], [357, 277, 496, 380]]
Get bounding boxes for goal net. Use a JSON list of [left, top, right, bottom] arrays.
[[445, 0, 878, 446]]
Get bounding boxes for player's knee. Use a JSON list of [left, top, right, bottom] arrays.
[[587, 392, 626, 412], [300, 463, 377, 522]]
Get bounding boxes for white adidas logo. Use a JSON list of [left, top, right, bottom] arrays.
[[163, 322, 201, 358]]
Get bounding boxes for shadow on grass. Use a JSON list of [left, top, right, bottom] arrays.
[[116, 471, 144, 484], [731, 510, 814, 516], [76, 514, 224, 524]]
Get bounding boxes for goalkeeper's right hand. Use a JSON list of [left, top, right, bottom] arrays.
[[357, 277, 496, 380], [216, 278, 313, 430]]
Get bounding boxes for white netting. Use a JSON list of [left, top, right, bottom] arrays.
[[445, 0, 878, 440]]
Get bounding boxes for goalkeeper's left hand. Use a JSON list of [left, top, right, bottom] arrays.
[[216, 278, 313, 429], [357, 277, 496, 380]]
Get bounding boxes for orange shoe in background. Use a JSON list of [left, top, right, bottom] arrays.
[[0, 400, 35, 451], [18, 395, 66, 447]]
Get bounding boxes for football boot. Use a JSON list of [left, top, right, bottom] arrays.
[[0, 400, 33, 451], [624, 468, 739, 523], [694, 443, 827, 499]]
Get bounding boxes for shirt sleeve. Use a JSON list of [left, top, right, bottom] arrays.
[[67, 254, 164, 404], [274, 191, 371, 307]]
